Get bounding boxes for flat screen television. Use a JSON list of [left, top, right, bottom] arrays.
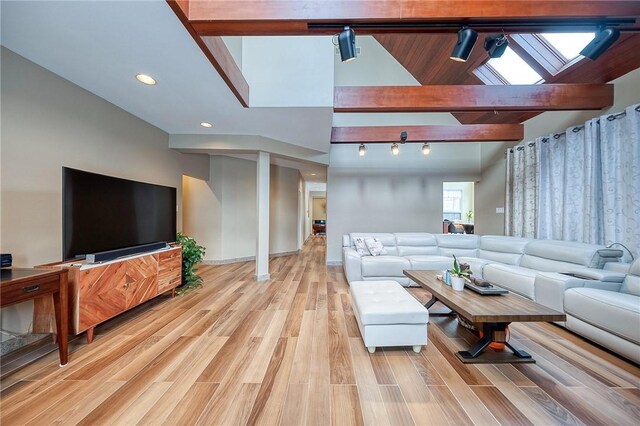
[[63, 167, 177, 261]]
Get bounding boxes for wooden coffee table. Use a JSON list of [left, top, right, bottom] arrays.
[[404, 270, 566, 364]]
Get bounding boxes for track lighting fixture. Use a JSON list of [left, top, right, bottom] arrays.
[[338, 26, 357, 62], [450, 27, 478, 62], [484, 34, 509, 58], [422, 143, 431, 155], [580, 28, 620, 60], [358, 144, 367, 156], [391, 143, 400, 155]]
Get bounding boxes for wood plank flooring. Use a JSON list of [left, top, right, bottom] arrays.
[[1, 236, 639, 425]]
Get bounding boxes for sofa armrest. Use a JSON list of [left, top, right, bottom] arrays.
[[535, 272, 591, 314], [343, 247, 363, 284], [535, 272, 624, 315], [564, 267, 626, 282]]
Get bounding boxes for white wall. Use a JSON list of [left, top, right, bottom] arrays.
[[242, 36, 334, 107], [0, 48, 210, 334], [270, 165, 300, 254], [182, 155, 301, 261], [182, 175, 222, 259]]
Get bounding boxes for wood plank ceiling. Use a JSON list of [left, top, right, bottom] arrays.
[[374, 33, 640, 124], [167, 0, 640, 141]]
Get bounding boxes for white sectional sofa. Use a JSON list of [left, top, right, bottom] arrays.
[[342, 232, 640, 362], [343, 233, 623, 293], [535, 260, 640, 363]]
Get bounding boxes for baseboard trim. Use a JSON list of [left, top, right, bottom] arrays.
[[326, 260, 343, 266], [201, 250, 301, 265]]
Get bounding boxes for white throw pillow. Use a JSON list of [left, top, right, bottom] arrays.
[[364, 237, 387, 256], [352, 237, 371, 256]]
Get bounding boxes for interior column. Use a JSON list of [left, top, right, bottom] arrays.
[[256, 151, 270, 281]]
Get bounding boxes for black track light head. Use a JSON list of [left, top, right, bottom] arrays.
[[338, 26, 357, 62], [580, 28, 620, 60], [450, 27, 478, 62], [484, 34, 509, 58], [400, 131, 408, 143]]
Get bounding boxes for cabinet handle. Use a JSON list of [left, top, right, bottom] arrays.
[[22, 285, 41, 293]]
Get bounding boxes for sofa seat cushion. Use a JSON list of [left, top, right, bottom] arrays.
[[564, 288, 640, 345], [406, 255, 453, 271], [482, 264, 539, 299], [361, 256, 410, 277], [458, 257, 493, 279], [350, 280, 428, 325]]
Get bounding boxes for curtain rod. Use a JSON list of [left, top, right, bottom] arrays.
[[505, 104, 640, 154]]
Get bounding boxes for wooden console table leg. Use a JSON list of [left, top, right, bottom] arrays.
[[52, 273, 68, 366], [172, 288, 176, 298], [86, 327, 95, 344]]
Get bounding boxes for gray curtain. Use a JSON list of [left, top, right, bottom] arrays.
[[505, 104, 640, 260]]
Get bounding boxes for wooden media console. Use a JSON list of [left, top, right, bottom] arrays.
[[34, 246, 181, 343]]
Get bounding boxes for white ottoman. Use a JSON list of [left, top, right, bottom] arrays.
[[350, 280, 429, 353]]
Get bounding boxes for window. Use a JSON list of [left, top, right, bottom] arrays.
[[486, 47, 544, 84], [540, 33, 596, 61], [443, 189, 463, 218]]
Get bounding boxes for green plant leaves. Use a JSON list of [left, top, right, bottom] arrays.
[[176, 232, 206, 295]]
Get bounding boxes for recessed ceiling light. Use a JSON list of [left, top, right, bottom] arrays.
[[311, 173, 316, 176], [200, 122, 213, 128], [135, 74, 156, 85]]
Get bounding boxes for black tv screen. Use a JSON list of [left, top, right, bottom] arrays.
[[63, 167, 177, 260]]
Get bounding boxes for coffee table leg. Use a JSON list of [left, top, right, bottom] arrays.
[[458, 335, 492, 359], [457, 322, 534, 363], [505, 342, 532, 359], [424, 296, 456, 317]]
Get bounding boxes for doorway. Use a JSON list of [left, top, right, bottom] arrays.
[[442, 182, 474, 234], [311, 195, 326, 235]]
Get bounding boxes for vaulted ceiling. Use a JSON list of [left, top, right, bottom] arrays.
[[374, 32, 640, 125]]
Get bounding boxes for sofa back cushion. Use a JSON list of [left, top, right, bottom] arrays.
[[349, 233, 398, 255], [395, 233, 439, 256], [621, 259, 640, 296], [436, 234, 479, 257], [478, 235, 532, 266], [520, 239, 623, 272]]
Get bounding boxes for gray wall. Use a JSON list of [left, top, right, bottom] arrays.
[[0, 47, 210, 333], [326, 169, 479, 263], [474, 160, 506, 236]]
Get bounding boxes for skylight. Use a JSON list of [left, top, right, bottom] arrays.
[[487, 47, 543, 85], [540, 33, 596, 61]]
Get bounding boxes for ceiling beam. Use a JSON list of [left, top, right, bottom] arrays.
[[185, 1, 640, 35], [167, 1, 249, 107], [334, 84, 613, 113], [331, 124, 524, 144]]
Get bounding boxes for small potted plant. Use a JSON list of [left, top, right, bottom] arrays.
[[465, 210, 474, 223], [450, 254, 471, 291], [176, 232, 206, 295]]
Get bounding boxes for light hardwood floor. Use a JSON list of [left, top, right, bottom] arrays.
[[1, 236, 639, 425]]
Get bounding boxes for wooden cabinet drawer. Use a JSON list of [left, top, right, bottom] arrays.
[[158, 248, 182, 293], [1, 275, 59, 306]]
